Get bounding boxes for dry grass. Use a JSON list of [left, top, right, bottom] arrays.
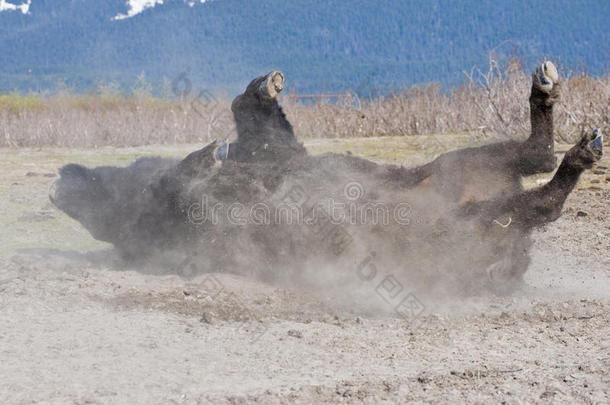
[[1, 59, 608, 147], [285, 58, 609, 144], [0, 89, 230, 147]]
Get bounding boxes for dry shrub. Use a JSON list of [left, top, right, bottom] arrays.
[[284, 57, 609, 144], [1, 59, 608, 147], [0, 89, 233, 147]]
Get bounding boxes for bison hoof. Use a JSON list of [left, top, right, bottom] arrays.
[[590, 128, 603, 157], [259, 71, 285, 99], [533, 61, 559, 94], [565, 128, 604, 170]]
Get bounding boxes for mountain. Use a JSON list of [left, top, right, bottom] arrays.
[[1, 0, 608, 95]]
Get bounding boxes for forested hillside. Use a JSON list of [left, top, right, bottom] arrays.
[[1, 0, 608, 94]]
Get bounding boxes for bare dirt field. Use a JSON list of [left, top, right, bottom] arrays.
[[1, 136, 609, 404]]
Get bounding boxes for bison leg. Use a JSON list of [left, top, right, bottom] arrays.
[[228, 71, 306, 163], [452, 130, 602, 291], [382, 62, 562, 198], [516, 61, 560, 175], [459, 129, 603, 229]]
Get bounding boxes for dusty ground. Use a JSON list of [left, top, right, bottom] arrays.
[[0, 136, 609, 405]]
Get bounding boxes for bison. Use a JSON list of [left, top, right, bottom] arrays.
[[50, 63, 603, 295]]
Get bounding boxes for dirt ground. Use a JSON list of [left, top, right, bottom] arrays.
[[0, 136, 609, 405]]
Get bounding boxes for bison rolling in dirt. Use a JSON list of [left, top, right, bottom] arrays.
[[50, 63, 603, 295]]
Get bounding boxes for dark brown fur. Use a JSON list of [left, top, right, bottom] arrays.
[[50, 68, 602, 294]]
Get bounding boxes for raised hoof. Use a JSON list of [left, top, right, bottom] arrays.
[[532, 61, 559, 94], [590, 128, 603, 157], [258, 71, 285, 99], [564, 128, 604, 170]]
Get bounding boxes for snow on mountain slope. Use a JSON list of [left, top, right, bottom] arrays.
[[114, 0, 164, 20], [0, 0, 30, 14], [114, 0, 209, 19], [0, 0, 208, 18]]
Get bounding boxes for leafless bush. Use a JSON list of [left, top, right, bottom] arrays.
[[0, 88, 235, 147], [1, 59, 608, 147], [284, 57, 609, 144]]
